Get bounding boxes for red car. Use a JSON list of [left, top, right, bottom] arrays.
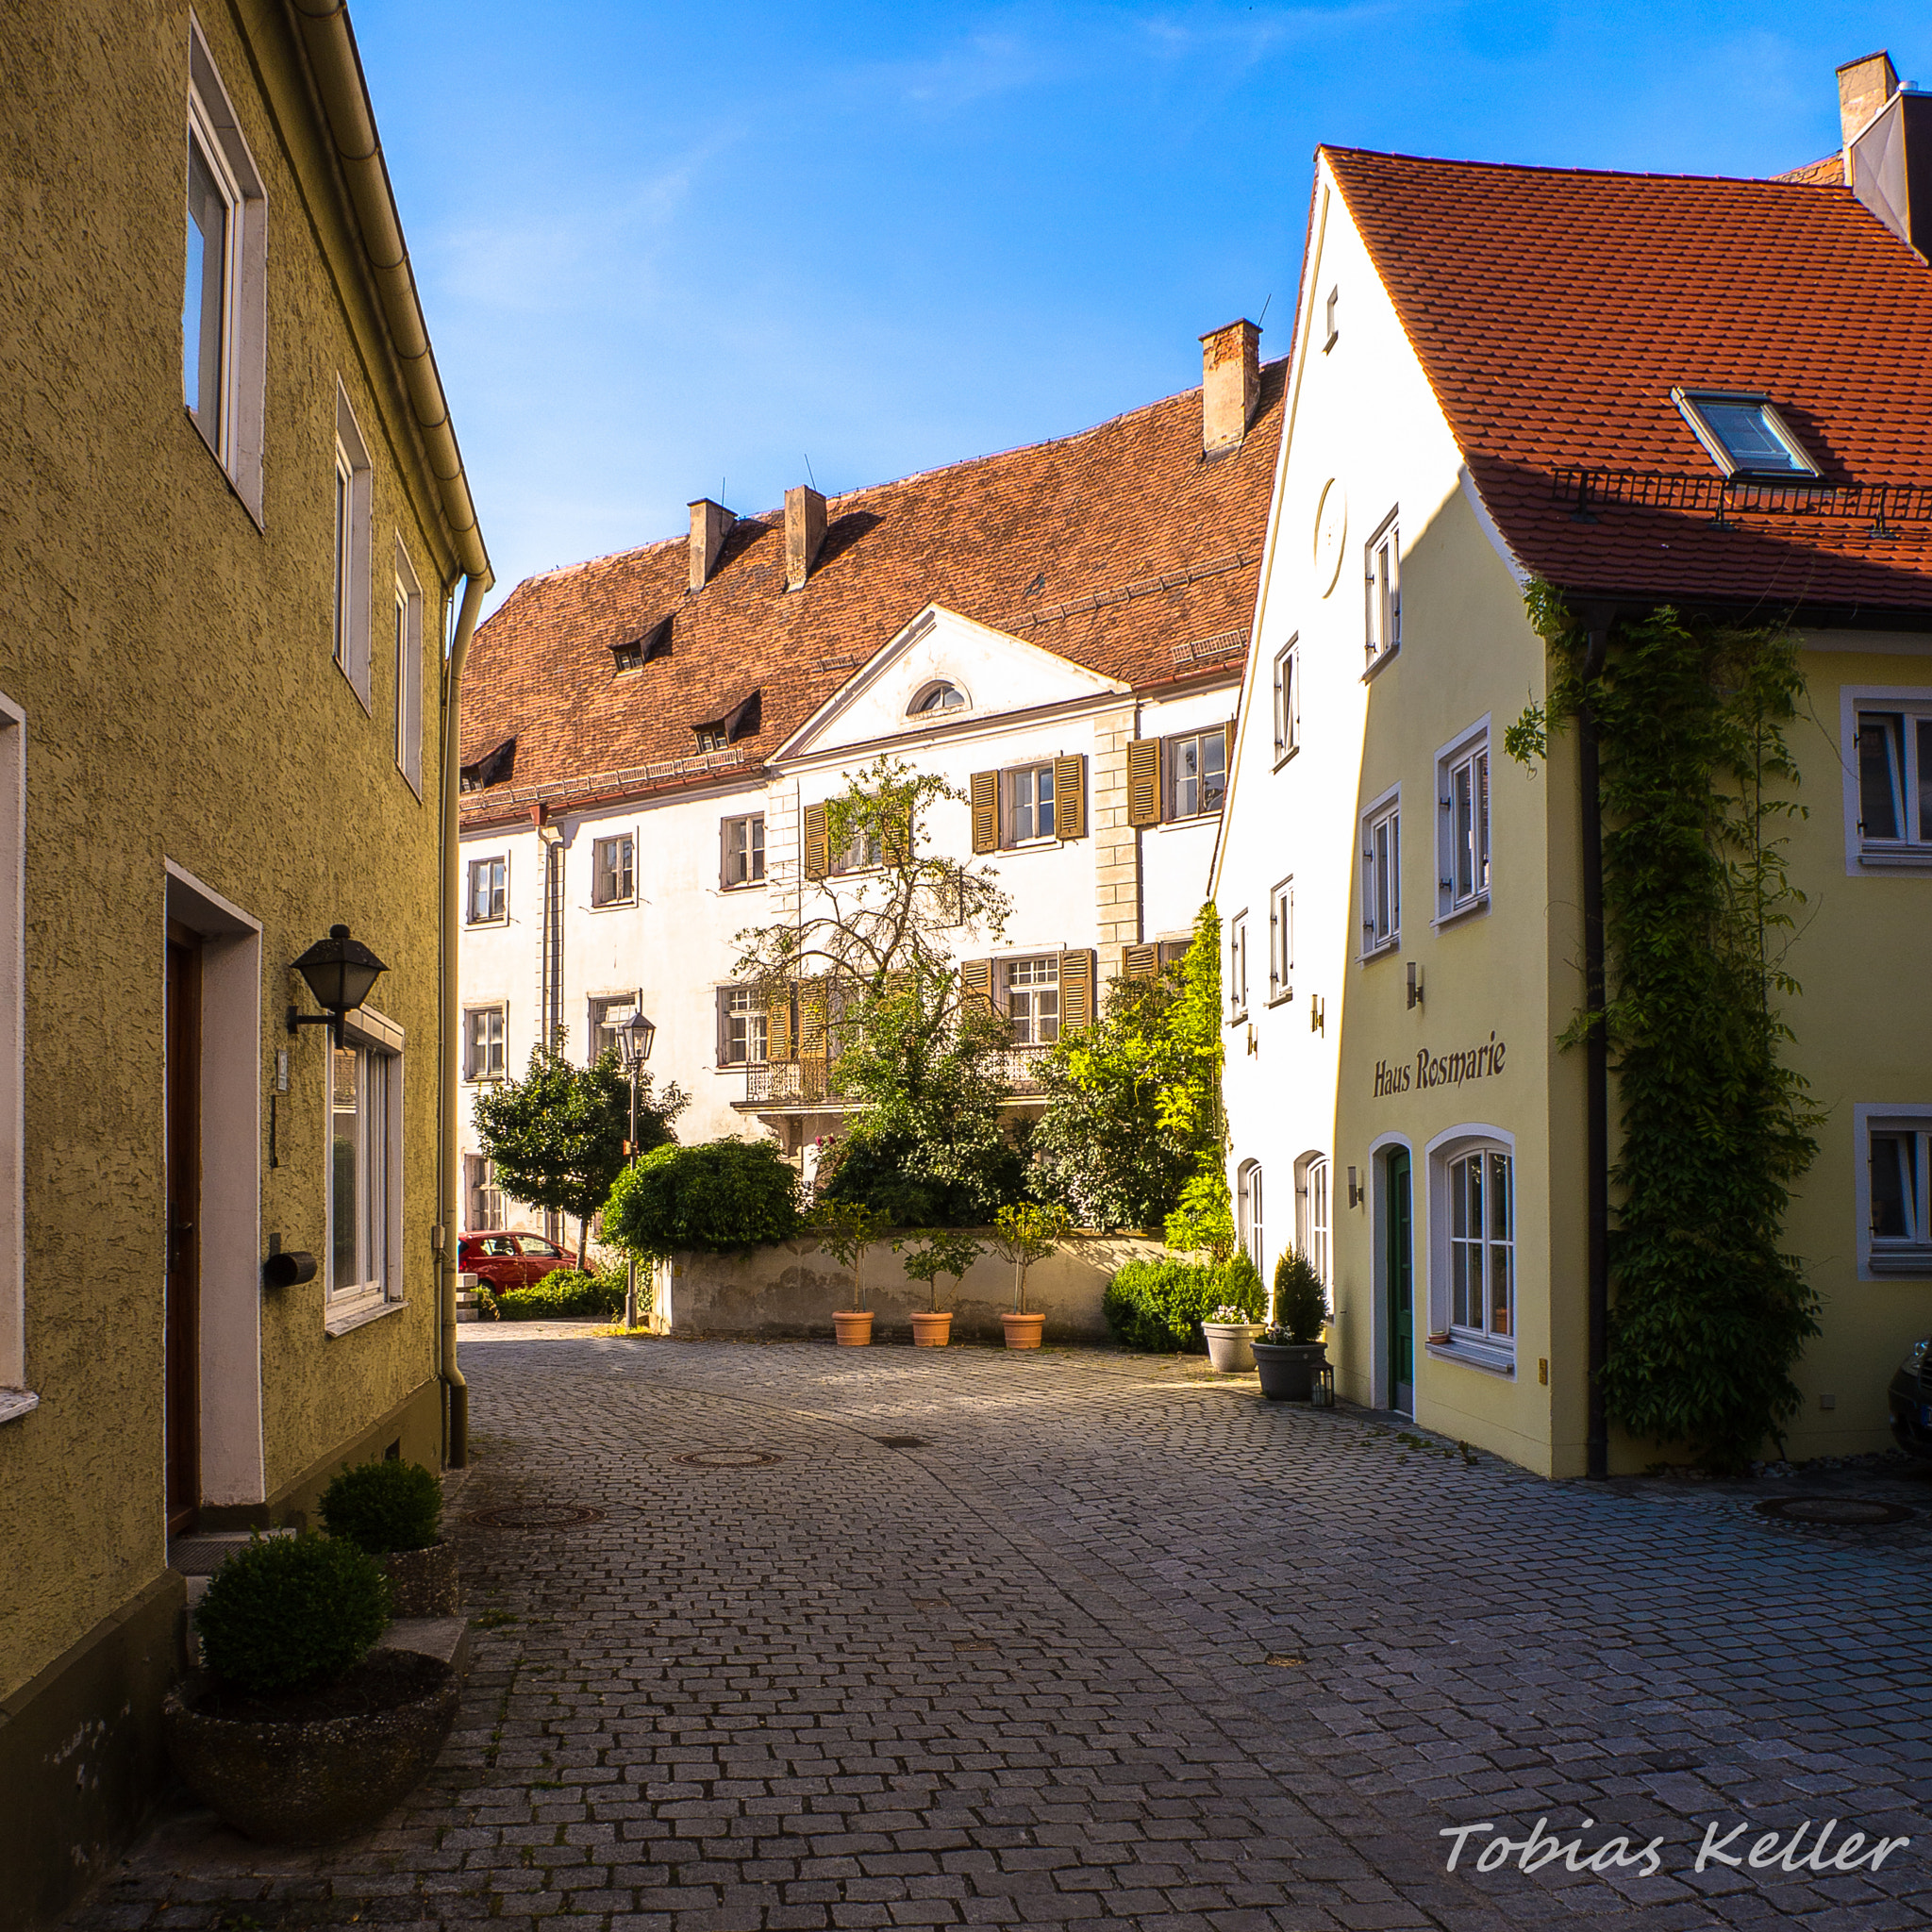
[[458, 1230, 571, 1293]]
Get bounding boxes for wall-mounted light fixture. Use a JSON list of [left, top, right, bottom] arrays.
[[1407, 961, 1424, 1009], [1347, 1165, 1364, 1208], [1309, 993, 1325, 1036], [287, 924, 387, 1049]]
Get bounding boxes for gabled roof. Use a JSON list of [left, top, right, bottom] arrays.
[[1323, 147, 1932, 615], [458, 365, 1285, 824]]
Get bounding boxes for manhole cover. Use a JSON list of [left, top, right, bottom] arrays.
[[873, 1435, 928, 1448], [1755, 1496, 1915, 1526], [670, 1449, 785, 1469], [467, 1504, 605, 1529]]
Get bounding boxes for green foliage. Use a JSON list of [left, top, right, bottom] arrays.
[[990, 1202, 1071, 1313], [805, 1199, 891, 1309], [604, 1139, 802, 1260], [1103, 1256, 1265, 1354], [494, 1266, 626, 1321], [893, 1228, 987, 1311], [472, 1041, 688, 1267], [470, 1283, 499, 1320], [318, 1458, 442, 1555], [1163, 1169, 1235, 1261], [1271, 1248, 1330, 1344], [1510, 590, 1822, 1471], [1152, 907, 1234, 1257], [194, 1532, 390, 1694]]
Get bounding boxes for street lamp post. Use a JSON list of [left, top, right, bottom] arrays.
[[617, 1009, 657, 1330]]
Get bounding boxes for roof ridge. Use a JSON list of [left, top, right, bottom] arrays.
[[1321, 143, 1858, 192]]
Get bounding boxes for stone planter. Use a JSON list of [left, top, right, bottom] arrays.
[[1252, 1340, 1327, 1402], [381, 1541, 458, 1618], [163, 1650, 458, 1844], [1002, 1311, 1044, 1350], [833, 1310, 874, 1346], [1202, 1321, 1263, 1373], [909, 1310, 953, 1347]]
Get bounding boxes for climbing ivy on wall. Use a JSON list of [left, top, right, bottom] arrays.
[[1507, 585, 1822, 1472]]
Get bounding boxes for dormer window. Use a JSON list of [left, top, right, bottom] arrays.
[[459, 737, 516, 793], [692, 689, 761, 755], [1672, 390, 1821, 481], [611, 619, 670, 675], [908, 680, 968, 716]]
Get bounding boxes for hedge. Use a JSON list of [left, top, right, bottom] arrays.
[[494, 1267, 625, 1321], [1103, 1254, 1265, 1353]]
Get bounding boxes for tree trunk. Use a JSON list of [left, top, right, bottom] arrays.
[[576, 1218, 589, 1272]]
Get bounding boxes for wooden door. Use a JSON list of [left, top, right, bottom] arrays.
[[1385, 1147, 1414, 1415], [165, 925, 202, 1534]]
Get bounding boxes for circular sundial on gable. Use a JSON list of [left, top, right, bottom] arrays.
[[1314, 479, 1347, 596]]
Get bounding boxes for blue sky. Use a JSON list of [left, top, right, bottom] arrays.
[[351, 3, 1927, 610]]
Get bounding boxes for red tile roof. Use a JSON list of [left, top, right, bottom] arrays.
[[1777, 152, 1845, 186], [459, 369, 1285, 824], [1324, 148, 1932, 616]]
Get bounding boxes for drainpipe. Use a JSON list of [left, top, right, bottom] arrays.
[[1579, 612, 1611, 1480]]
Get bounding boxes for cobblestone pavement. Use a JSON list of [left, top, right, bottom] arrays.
[[80, 1336, 1932, 1932]]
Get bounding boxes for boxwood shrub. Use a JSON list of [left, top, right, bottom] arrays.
[[494, 1267, 625, 1321], [195, 1532, 389, 1693], [1103, 1254, 1266, 1353], [319, 1457, 443, 1554], [604, 1139, 801, 1258]]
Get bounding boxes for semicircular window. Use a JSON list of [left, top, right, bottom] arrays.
[[908, 680, 969, 716]]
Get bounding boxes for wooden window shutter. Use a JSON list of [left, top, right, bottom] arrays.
[[970, 771, 998, 854], [1123, 942, 1157, 981], [766, 983, 794, 1061], [883, 807, 911, 868], [1127, 740, 1161, 827], [804, 802, 829, 879], [798, 977, 829, 1058], [959, 958, 994, 1016], [1223, 719, 1235, 772], [1053, 754, 1087, 841], [715, 988, 729, 1067], [1058, 948, 1096, 1029]]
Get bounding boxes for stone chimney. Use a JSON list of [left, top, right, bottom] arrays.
[[785, 485, 826, 591], [688, 498, 731, 592], [1199, 319, 1261, 457], [1839, 50, 1898, 144]]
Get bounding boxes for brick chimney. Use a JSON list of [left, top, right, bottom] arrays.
[[1199, 320, 1261, 457], [688, 498, 731, 591], [785, 485, 826, 591], [1839, 50, 1898, 144]]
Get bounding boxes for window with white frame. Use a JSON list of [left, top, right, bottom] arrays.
[[332, 387, 373, 700], [466, 855, 507, 925], [328, 1030, 399, 1306], [1863, 1108, 1932, 1275], [1853, 700, 1932, 861], [1228, 911, 1249, 1022], [1237, 1160, 1264, 1273], [588, 993, 637, 1064], [723, 813, 765, 887], [719, 986, 768, 1065], [393, 545, 424, 793], [1007, 763, 1057, 843], [1441, 1141, 1514, 1350], [0, 697, 22, 1407], [1436, 726, 1491, 919], [1168, 730, 1227, 818], [465, 1153, 505, 1232], [830, 824, 884, 874], [1365, 510, 1400, 667], [464, 1006, 506, 1081], [1272, 639, 1299, 762], [1362, 792, 1400, 955], [1295, 1154, 1330, 1285], [591, 833, 635, 907], [1269, 877, 1293, 1002], [1005, 957, 1060, 1045]]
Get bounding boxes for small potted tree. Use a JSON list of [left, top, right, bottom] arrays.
[[164, 1532, 460, 1843], [808, 1199, 890, 1344], [894, 1228, 984, 1346], [991, 1203, 1070, 1349], [1253, 1247, 1330, 1400], [1200, 1252, 1268, 1371], [320, 1458, 455, 1617]]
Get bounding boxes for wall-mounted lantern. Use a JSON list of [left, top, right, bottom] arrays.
[[1347, 1165, 1364, 1208], [287, 924, 387, 1049], [1407, 961, 1424, 1009]]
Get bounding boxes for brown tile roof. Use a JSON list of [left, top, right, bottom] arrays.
[[459, 368, 1285, 823], [1777, 152, 1845, 186], [1324, 148, 1932, 616]]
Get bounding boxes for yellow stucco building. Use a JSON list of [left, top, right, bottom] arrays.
[[0, 5, 489, 1922]]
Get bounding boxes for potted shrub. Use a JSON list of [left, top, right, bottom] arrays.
[[990, 1203, 1070, 1349], [320, 1458, 455, 1617], [164, 1532, 459, 1844], [893, 1228, 984, 1346], [1253, 1246, 1330, 1401], [808, 1199, 889, 1344]]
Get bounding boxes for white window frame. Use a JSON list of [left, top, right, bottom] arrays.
[[1364, 509, 1400, 671], [1237, 1159, 1264, 1274], [463, 1004, 507, 1082], [1167, 730, 1228, 820], [1434, 718, 1492, 924], [591, 830, 636, 908], [1005, 956, 1061, 1046], [1840, 687, 1932, 874], [908, 680, 970, 716], [1424, 1124, 1517, 1374], [719, 985, 769, 1066], [392, 541, 425, 795], [0, 695, 25, 1418], [1294, 1152, 1330, 1288], [332, 384, 374, 706], [1227, 910, 1249, 1022], [587, 991, 639, 1066], [1272, 638, 1299, 765], [1268, 876, 1293, 1005], [466, 853, 508, 926], [1005, 763, 1057, 845], [183, 19, 267, 520], [1361, 786, 1401, 958], [1855, 1104, 1932, 1280], [723, 812, 766, 888], [325, 1010, 403, 1326]]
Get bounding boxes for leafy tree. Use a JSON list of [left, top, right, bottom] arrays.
[[1158, 906, 1233, 1257], [805, 1199, 891, 1311], [471, 1042, 688, 1269], [990, 1202, 1071, 1314], [604, 1139, 801, 1260], [893, 1227, 986, 1312]]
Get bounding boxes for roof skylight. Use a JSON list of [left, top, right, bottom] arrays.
[[1672, 390, 1821, 481]]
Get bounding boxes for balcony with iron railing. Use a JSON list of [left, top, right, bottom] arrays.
[[738, 1043, 1054, 1110]]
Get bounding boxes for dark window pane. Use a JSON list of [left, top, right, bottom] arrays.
[[185, 137, 227, 438], [1858, 714, 1903, 841], [1871, 1133, 1911, 1239]]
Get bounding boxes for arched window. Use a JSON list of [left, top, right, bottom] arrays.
[[1294, 1152, 1330, 1283], [1237, 1159, 1264, 1274], [1445, 1145, 1513, 1341], [908, 680, 968, 716]]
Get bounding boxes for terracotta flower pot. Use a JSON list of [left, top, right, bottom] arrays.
[[833, 1309, 874, 1346], [380, 1540, 458, 1618], [909, 1310, 953, 1347], [1002, 1311, 1044, 1350], [1201, 1322, 1263, 1374]]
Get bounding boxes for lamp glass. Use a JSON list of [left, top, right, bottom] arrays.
[[619, 1010, 656, 1067]]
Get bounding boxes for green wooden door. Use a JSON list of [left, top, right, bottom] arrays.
[[1386, 1147, 1414, 1413]]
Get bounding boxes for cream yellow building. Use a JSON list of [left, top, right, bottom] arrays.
[[0, 4, 488, 1922], [1215, 60, 1932, 1476]]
